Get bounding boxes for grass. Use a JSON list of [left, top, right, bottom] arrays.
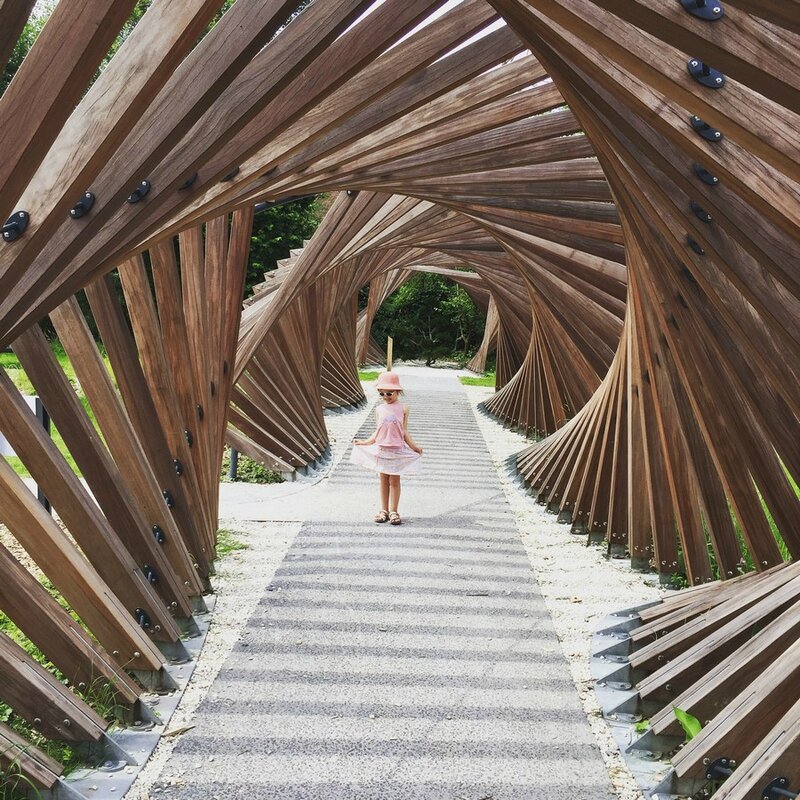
[[219, 447, 283, 484], [358, 370, 380, 381], [1, 342, 110, 478], [216, 529, 249, 559], [0, 748, 43, 800], [0, 577, 107, 777], [459, 371, 495, 387]]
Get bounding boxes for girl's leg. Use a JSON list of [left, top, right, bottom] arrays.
[[380, 473, 390, 511], [388, 475, 401, 513]]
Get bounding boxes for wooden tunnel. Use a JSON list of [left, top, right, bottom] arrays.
[[0, 1, 796, 797]]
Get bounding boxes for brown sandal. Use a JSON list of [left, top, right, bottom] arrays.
[[374, 510, 389, 523], [389, 512, 401, 525]]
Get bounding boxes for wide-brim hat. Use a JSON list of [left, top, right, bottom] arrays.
[[375, 371, 403, 391]]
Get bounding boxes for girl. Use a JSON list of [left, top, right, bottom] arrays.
[[351, 371, 423, 525]]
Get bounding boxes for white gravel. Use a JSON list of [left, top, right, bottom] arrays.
[[464, 383, 662, 800]]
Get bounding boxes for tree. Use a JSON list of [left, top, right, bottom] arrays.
[[1, 4, 52, 95], [370, 273, 486, 366]]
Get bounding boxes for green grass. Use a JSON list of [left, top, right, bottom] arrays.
[[459, 372, 495, 387], [1, 342, 110, 478], [0, 578, 105, 777], [216, 529, 249, 558], [219, 447, 283, 484], [358, 370, 380, 381]]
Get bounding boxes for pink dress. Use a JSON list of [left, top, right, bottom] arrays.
[[350, 401, 422, 475]]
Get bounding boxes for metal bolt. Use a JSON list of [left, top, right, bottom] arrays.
[[134, 651, 141, 658], [113, 650, 120, 657], [63, 719, 71, 727], [714, 131, 721, 138], [33, 718, 41, 726], [715, 77, 722, 84]]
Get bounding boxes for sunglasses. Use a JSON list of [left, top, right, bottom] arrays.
[[378, 391, 397, 397]]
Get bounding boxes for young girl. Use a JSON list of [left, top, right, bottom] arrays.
[[351, 371, 423, 525]]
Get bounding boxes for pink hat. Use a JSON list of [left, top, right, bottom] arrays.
[[375, 371, 403, 391]]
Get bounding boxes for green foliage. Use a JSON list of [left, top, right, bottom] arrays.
[[216, 529, 249, 559], [459, 372, 496, 387], [667, 572, 690, 590], [0, 4, 53, 96], [0, 746, 43, 800], [673, 707, 702, 742], [220, 447, 283, 484], [633, 718, 650, 734], [358, 371, 380, 382], [371, 274, 486, 366], [0, 577, 105, 777], [1, 341, 109, 478]]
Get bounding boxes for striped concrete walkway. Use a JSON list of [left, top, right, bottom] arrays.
[[154, 369, 615, 799]]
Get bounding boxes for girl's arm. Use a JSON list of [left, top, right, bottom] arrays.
[[403, 406, 423, 454]]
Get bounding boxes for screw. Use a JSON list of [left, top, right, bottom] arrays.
[[715, 77, 722, 84], [714, 132, 721, 138]]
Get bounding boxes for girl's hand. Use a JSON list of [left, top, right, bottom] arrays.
[[413, 445, 423, 455], [353, 439, 365, 446]]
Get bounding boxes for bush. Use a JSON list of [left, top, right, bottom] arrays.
[[220, 447, 283, 484], [370, 273, 485, 365]]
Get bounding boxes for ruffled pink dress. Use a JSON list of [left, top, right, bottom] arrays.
[[350, 401, 422, 475]]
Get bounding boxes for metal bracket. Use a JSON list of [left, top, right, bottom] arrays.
[[686, 235, 705, 255], [680, 0, 724, 20], [184, 429, 193, 447], [69, 192, 95, 219], [690, 201, 713, 223], [221, 166, 240, 182], [173, 459, 183, 476], [705, 756, 734, 781], [690, 115, 724, 142], [127, 180, 151, 204], [762, 777, 798, 799], [134, 608, 151, 629], [346, 189, 359, 197], [162, 490, 175, 509], [196, 404, 204, 420], [2, 210, 29, 242], [692, 163, 719, 185], [688, 58, 726, 88], [142, 565, 158, 584], [152, 525, 165, 544], [178, 172, 198, 190]]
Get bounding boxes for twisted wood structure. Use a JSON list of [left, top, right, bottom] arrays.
[[0, 1, 797, 797]]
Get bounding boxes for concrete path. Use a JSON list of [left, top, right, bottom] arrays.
[[153, 368, 615, 799]]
